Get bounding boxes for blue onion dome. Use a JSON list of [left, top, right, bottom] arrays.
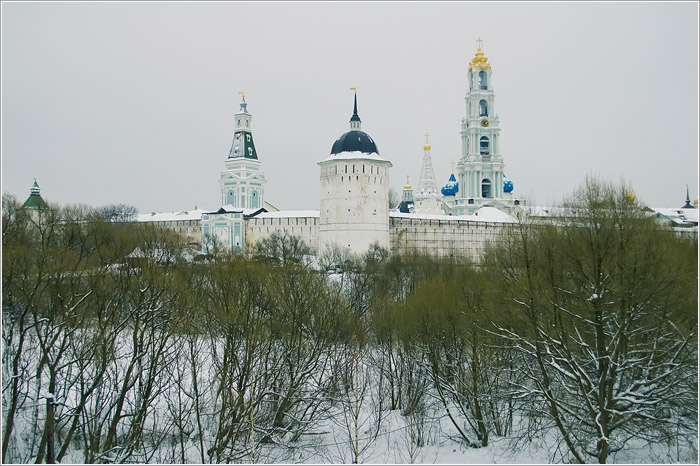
[[441, 172, 459, 196], [503, 173, 514, 193], [330, 131, 379, 155]]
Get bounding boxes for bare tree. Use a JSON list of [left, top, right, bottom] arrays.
[[491, 179, 698, 463]]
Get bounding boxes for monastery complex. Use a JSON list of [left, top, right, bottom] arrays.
[[22, 44, 699, 260]]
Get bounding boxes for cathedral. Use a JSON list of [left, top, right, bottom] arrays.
[[199, 43, 527, 260]]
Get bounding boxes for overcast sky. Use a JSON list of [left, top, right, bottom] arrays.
[[2, 2, 698, 213]]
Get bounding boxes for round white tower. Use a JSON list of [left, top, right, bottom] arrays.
[[319, 92, 392, 255]]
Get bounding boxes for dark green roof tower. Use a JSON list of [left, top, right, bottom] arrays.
[[218, 92, 266, 210], [228, 93, 258, 160], [22, 179, 49, 210]]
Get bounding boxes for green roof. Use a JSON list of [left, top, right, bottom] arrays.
[[22, 179, 49, 210], [22, 193, 49, 210]]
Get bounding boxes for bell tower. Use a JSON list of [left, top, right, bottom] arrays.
[[452, 39, 521, 215], [219, 92, 266, 210]]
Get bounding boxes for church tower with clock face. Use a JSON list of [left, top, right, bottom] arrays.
[[451, 40, 521, 216], [219, 93, 266, 210]]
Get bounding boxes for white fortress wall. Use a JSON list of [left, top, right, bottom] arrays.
[[389, 212, 513, 261], [246, 211, 320, 252]]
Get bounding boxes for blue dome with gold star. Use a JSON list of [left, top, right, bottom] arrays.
[[441, 173, 459, 196], [503, 174, 513, 194]]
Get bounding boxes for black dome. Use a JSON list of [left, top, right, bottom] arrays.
[[330, 130, 379, 155]]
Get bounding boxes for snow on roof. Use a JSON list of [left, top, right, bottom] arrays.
[[320, 151, 384, 163], [649, 207, 698, 222], [474, 206, 518, 222], [136, 208, 209, 222], [256, 210, 320, 218], [391, 206, 516, 223]]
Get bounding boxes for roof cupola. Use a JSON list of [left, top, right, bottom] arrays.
[[22, 178, 49, 210], [329, 90, 379, 156]]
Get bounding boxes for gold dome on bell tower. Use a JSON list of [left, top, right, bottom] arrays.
[[469, 37, 492, 71]]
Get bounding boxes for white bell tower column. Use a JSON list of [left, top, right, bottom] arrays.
[[454, 39, 520, 216]]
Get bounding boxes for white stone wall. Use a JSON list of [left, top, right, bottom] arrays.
[[246, 215, 320, 252], [319, 157, 392, 254], [390, 216, 510, 261], [142, 220, 202, 244]]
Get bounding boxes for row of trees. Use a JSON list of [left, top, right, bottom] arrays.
[[2, 180, 697, 463]]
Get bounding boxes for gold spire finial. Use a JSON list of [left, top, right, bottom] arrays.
[[404, 175, 412, 190], [469, 38, 491, 71], [239, 91, 245, 99], [450, 160, 455, 173], [350, 87, 356, 92], [423, 132, 431, 151]]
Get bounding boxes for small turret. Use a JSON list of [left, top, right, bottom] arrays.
[[399, 176, 415, 213], [682, 185, 695, 209], [22, 178, 49, 210]]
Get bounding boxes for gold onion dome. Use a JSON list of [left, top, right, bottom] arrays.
[[424, 144, 431, 151], [694, 199, 698, 206], [469, 43, 492, 71], [625, 192, 636, 202], [404, 176, 412, 190]]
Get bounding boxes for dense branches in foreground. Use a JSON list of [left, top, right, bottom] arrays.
[[2, 181, 697, 464]]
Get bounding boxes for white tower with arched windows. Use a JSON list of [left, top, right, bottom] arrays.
[[319, 92, 392, 255], [219, 93, 266, 210], [452, 40, 521, 216]]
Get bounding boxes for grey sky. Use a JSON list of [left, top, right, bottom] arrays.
[[2, 2, 698, 213]]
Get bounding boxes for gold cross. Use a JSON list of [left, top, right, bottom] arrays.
[[424, 132, 430, 144], [476, 37, 483, 50], [450, 160, 455, 172], [350, 87, 356, 92], [239, 91, 245, 99]]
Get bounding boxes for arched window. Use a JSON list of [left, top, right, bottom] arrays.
[[482, 178, 492, 198], [480, 136, 490, 155], [479, 70, 488, 90], [479, 99, 488, 117]]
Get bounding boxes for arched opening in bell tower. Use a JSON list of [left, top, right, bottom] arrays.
[[479, 70, 488, 90], [480, 136, 490, 155], [481, 178, 492, 198], [479, 100, 488, 117]]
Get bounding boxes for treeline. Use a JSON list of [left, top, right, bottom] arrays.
[[2, 180, 697, 464]]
